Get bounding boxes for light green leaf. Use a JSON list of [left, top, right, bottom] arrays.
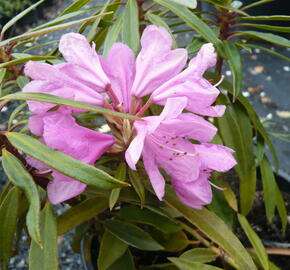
[[223, 41, 242, 99], [0, 92, 140, 120], [122, 0, 140, 53], [104, 219, 164, 251], [237, 15, 290, 21], [0, 0, 45, 38], [16, 76, 30, 89], [0, 68, 6, 84], [109, 162, 127, 210], [276, 186, 287, 234], [180, 248, 217, 263], [260, 157, 277, 222], [241, 23, 290, 33], [241, 0, 274, 10], [98, 230, 128, 270], [57, 197, 108, 235], [128, 169, 145, 206], [238, 214, 269, 270], [163, 186, 257, 270], [8, 103, 27, 129], [0, 187, 20, 269], [169, 258, 223, 270], [119, 205, 181, 233], [5, 132, 129, 190], [29, 202, 58, 270], [170, 0, 197, 9], [2, 150, 41, 246]]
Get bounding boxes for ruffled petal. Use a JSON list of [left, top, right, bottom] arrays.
[[195, 143, 237, 172], [131, 25, 187, 97], [172, 171, 212, 209], [102, 43, 136, 111], [59, 33, 109, 88]]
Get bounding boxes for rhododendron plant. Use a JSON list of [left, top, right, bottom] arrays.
[[0, 0, 288, 269]]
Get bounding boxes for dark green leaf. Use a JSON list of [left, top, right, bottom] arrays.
[[0, 56, 56, 68], [237, 15, 290, 21], [169, 258, 223, 270], [276, 186, 287, 233], [98, 230, 128, 270], [186, 38, 204, 54], [260, 157, 277, 222], [119, 205, 181, 233], [241, 0, 274, 10], [223, 41, 242, 99], [128, 169, 145, 205], [108, 249, 136, 270], [62, 0, 94, 14], [57, 198, 108, 235], [122, 0, 140, 53], [0, 92, 140, 120], [29, 202, 58, 270], [241, 23, 290, 33], [238, 214, 269, 270], [104, 219, 164, 251], [6, 132, 128, 190], [180, 248, 217, 263], [0, 187, 20, 269], [2, 150, 41, 246]]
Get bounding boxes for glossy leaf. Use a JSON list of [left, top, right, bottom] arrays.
[[238, 214, 269, 270], [162, 186, 257, 270], [260, 157, 277, 222], [57, 198, 108, 235], [223, 41, 242, 99], [29, 202, 58, 270], [128, 169, 145, 205], [2, 150, 41, 246], [169, 258, 223, 270], [180, 248, 217, 263], [0, 92, 140, 120], [119, 205, 181, 233], [104, 219, 164, 251], [235, 31, 290, 48], [0, 0, 45, 37], [154, 0, 221, 47], [109, 162, 127, 210], [108, 249, 136, 270], [0, 187, 20, 269], [122, 0, 140, 53], [98, 230, 128, 270], [6, 132, 128, 190]]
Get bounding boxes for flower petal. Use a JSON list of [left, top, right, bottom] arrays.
[[131, 25, 187, 97]]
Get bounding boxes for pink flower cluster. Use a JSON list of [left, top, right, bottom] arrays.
[[24, 25, 236, 207]]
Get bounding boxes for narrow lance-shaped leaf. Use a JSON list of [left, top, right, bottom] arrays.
[[5, 132, 129, 190], [29, 202, 58, 270], [238, 214, 269, 270], [241, 0, 274, 10], [108, 249, 136, 270], [237, 15, 290, 21], [0, 56, 56, 69], [8, 103, 27, 129], [61, 0, 94, 14], [223, 41, 243, 99], [0, 187, 20, 269], [0, 92, 140, 120], [169, 258, 223, 270], [180, 248, 217, 263], [122, 0, 140, 53], [240, 23, 290, 33], [276, 186, 287, 234], [170, 0, 197, 9], [2, 150, 42, 246], [128, 169, 145, 206]]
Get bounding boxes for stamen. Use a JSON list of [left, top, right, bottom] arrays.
[[209, 181, 225, 191], [213, 75, 225, 88]]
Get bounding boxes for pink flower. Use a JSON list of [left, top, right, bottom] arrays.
[[28, 110, 115, 204], [125, 97, 236, 208]]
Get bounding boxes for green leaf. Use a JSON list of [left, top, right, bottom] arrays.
[[276, 186, 287, 233], [104, 219, 164, 251], [16, 76, 30, 88], [119, 205, 181, 233], [103, 12, 124, 55], [8, 103, 27, 129], [162, 186, 257, 270], [57, 198, 108, 235], [109, 162, 127, 210], [223, 41, 242, 99], [2, 150, 42, 246], [237, 15, 290, 21], [235, 31, 290, 48], [128, 169, 145, 205], [154, 0, 221, 47], [241, 0, 274, 10], [0, 68, 6, 84], [0, 0, 45, 38], [108, 249, 136, 270], [180, 248, 217, 263], [241, 23, 290, 33], [98, 230, 128, 270], [6, 132, 128, 190], [0, 92, 140, 120], [260, 157, 277, 222], [170, 0, 197, 9], [29, 202, 58, 270], [238, 214, 269, 270], [62, 0, 94, 14], [0, 14, 112, 47], [122, 0, 140, 53], [169, 258, 223, 270], [186, 38, 204, 54], [0, 187, 20, 269]]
